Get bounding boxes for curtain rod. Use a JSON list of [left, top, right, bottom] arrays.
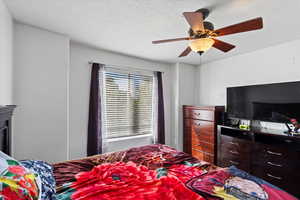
[[88, 61, 164, 74]]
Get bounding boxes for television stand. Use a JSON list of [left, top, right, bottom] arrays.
[[217, 125, 300, 198]]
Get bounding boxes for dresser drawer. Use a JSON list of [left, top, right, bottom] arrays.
[[190, 109, 215, 121], [191, 119, 214, 130], [192, 148, 214, 163], [252, 164, 300, 197], [253, 148, 288, 166], [220, 141, 250, 154], [220, 135, 251, 153], [219, 134, 252, 157], [192, 130, 214, 145], [220, 146, 250, 161], [191, 120, 215, 142], [219, 143, 251, 172], [192, 141, 214, 154], [252, 164, 291, 188], [254, 143, 288, 154], [252, 143, 300, 167]]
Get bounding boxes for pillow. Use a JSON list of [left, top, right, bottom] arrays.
[[186, 166, 297, 200], [0, 151, 41, 200], [20, 160, 56, 200]]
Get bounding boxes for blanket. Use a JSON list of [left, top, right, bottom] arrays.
[[55, 161, 206, 200], [53, 144, 214, 188], [53, 144, 297, 200]]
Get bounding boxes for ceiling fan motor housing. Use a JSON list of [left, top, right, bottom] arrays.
[[195, 8, 210, 20], [188, 24, 215, 38], [203, 21, 214, 31], [188, 8, 214, 38]]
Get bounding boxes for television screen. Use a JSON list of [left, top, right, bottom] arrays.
[[227, 81, 300, 123]]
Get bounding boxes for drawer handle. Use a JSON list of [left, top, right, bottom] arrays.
[[267, 150, 282, 156], [267, 162, 282, 168], [229, 150, 239, 155], [267, 173, 282, 180], [229, 160, 239, 165], [229, 142, 239, 146]]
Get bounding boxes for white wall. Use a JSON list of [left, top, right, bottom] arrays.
[[11, 22, 195, 161], [0, 0, 13, 105], [12, 23, 176, 162], [172, 63, 196, 151], [69, 42, 173, 159], [13, 23, 70, 163], [196, 39, 300, 107]]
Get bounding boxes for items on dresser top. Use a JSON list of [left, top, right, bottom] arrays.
[[183, 105, 225, 164], [217, 125, 300, 198]]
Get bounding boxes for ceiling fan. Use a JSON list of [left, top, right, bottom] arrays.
[[152, 9, 263, 57]]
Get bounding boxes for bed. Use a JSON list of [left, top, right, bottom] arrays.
[[0, 142, 297, 199], [51, 144, 297, 200]]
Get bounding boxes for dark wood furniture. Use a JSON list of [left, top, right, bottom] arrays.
[[183, 105, 224, 164], [217, 125, 300, 198], [0, 105, 16, 155]]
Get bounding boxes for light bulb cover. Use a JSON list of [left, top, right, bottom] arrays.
[[189, 38, 215, 52]]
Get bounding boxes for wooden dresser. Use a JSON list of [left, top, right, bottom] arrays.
[[217, 125, 300, 198], [183, 105, 224, 164]]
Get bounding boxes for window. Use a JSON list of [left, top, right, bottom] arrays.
[[103, 69, 154, 139]]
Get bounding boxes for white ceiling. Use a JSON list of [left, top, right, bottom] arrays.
[[5, 0, 300, 65]]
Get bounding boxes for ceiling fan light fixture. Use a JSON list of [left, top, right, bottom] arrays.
[[189, 38, 215, 52]]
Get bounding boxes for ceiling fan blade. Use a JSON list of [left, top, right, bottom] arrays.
[[214, 17, 263, 37], [183, 12, 204, 32], [213, 39, 235, 52], [152, 37, 190, 44], [178, 47, 192, 57]]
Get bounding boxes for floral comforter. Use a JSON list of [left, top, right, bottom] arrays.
[[56, 161, 206, 200], [53, 144, 214, 188], [53, 144, 214, 200], [52, 144, 297, 200]]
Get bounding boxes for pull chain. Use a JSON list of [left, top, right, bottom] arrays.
[[199, 54, 202, 66]]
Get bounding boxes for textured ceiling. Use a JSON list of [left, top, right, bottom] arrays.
[[5, 0, 300, 65]]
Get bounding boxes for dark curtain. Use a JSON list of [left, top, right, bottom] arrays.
[[157, 72, 165, 144], [87, 63, 103, 156]]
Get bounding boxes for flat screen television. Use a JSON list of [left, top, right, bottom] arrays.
[[227, 81, 300, 123]]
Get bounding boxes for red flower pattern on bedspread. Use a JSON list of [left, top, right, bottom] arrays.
[[56, 161, 205, 200], [167, 164, 206, 183], [53, 144, 213, 188]]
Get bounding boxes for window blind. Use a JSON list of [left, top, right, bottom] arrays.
[[103, 69, 154, 139]]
